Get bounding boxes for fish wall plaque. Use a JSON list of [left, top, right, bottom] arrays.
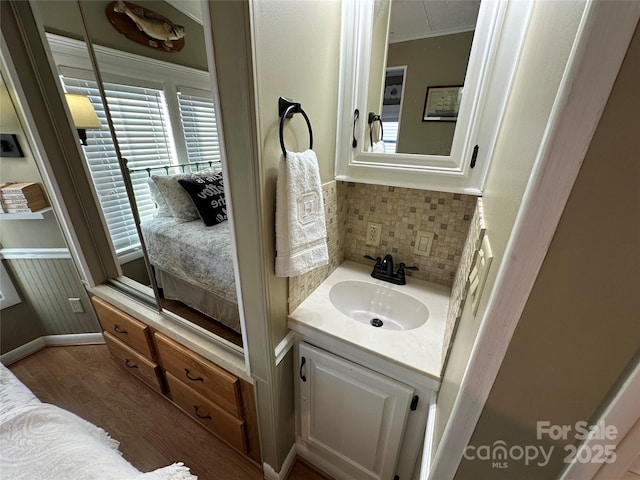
[[107, 1, 185, 52]]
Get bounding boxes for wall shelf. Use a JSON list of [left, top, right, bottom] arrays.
[[0, 207, 53, 220]]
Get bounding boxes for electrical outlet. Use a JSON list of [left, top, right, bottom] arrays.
[[68, 298, 84, 313], [366, 222, 382, 246]]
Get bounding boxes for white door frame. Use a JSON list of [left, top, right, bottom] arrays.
[[560, 357, 640, 480], [427, 2, 640, 479]]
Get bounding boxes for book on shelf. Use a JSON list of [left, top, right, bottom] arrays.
[[0, 182, 49, 211], [2, 203, 49, 213]]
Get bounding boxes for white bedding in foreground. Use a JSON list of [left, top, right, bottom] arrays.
[[0, 364, 197, 480]]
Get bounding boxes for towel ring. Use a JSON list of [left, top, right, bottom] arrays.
[[279, 97, 313, 157], [368, 112, 384, 147]]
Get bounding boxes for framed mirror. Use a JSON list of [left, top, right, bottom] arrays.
[[335, 0, 534, 194]]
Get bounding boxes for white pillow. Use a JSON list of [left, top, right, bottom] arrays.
[[146, 178, 172, 217], [151, 168, 218, 222]]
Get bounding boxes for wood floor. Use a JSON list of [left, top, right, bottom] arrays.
[[8, 345, 329, 480]]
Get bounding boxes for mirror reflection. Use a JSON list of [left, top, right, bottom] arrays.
[[368, 0, 479, 156], [34, 1, 242, 347]]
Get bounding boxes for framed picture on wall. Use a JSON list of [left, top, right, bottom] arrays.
[[422, 85, 463, 122]]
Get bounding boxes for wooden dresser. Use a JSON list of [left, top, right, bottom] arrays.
[[90, 296, 261, 464], [92, 296, 164, 393]]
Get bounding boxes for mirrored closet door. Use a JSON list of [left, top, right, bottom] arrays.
[[31, 0, 243, 348]]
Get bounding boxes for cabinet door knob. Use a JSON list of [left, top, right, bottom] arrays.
[[300, 356, 307, 382]]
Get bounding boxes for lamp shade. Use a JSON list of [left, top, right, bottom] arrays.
[[64, 94, 101, 129]]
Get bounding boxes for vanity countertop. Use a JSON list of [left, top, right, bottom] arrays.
[[288, 261, 450, 380]]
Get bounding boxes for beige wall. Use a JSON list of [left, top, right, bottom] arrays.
[[247, 0, 342, 468], [0, 71, 67, 249], [435, 0, 586, 444], [387, 32, 473, 156], [35, 1, 208, 72], [252, 0, 341, 184], [0, 63, 99, 354], [455, 21, 640, 479]]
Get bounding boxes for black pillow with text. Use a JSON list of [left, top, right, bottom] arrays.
[[178, 174, 227, 226]]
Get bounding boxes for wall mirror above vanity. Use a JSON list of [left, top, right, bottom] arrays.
[[335, 0, 534, 194]]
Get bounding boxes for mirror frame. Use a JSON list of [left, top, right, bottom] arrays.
[[335, 0, 534, 195]]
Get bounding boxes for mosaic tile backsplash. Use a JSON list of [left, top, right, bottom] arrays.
[[339, 182, 477, 287], [288, 180, 478, 313]]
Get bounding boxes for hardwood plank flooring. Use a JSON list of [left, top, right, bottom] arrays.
[[8, 345, 329, 480]]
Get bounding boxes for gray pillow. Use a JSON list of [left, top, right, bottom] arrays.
[[151, 167, 218, 221]]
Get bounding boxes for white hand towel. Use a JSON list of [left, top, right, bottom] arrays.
[[275, 149, 329, 277], [371, 140, 386, 153]]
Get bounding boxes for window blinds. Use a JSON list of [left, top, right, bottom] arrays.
[[63, 77, 174, 258], [177, 87, 222, 167]]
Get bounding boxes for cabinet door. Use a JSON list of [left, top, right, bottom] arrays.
[[298, 343, 414, 480]]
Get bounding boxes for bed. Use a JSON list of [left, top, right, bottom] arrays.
[[0, 363, 196, 480], [140, 216, 240, 331], [129, 162, 240, 333]]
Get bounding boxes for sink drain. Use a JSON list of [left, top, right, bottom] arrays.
[[370, 318, 384, 328]]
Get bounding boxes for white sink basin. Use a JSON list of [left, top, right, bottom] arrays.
[[329, 280, 429, 330]]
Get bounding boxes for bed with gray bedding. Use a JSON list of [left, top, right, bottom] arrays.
[[140, 216, 240, 332]]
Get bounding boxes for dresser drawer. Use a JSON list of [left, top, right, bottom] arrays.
[[166, 372, 247, 453], [104, 332, 164, 393], [155, 333, 242, 417], [91, 296, 155, 360]]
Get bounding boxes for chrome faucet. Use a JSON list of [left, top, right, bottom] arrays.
[[364, 254, 419, 285]]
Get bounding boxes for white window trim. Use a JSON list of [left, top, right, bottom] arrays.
[[46, 33, 214, 168]]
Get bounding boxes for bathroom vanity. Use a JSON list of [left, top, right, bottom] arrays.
[[288, 261, 449, 480]]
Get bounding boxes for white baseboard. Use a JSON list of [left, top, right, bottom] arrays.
[[263, 444, 297, 480], [0, 337, 47, 366], [42, 333, 104, 346], [1, 333, 104, 365]]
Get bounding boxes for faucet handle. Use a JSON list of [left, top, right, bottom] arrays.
[[364, 254, 381, 265], [394, 262, 418, 285], [399, 263, 419, 271]]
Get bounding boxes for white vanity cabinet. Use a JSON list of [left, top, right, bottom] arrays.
[[295, 340, 438, 480]]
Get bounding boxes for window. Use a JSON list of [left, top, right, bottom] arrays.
[[177, 87, 222, 165], [50, 34, 222, 264], [63, 77, 175, 261]]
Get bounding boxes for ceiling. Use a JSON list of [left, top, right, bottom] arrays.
[[388, 0, 480, 44], [164, 0, 479, 45], [166, 0, 203, 25]]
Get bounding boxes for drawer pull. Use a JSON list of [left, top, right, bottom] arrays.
[[125, 358, 138, 369], [300, 356, 307, 382], [184, 369, 204, 382], [114, 324, 128, 334], [194, 405, 212, 420]]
